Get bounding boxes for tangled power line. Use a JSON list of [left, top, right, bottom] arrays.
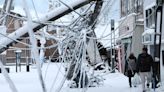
[[0, 0, 159, 92]]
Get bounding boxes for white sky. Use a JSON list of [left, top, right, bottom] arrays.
[[0, 0, 49, 18], [0, 0, 120, 19]]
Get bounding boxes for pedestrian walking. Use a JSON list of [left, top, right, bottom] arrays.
[[136, 47, 153, 92], [125, 53, 137, 87]]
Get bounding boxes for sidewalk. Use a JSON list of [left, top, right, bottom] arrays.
[[0, 63, 163, 92]]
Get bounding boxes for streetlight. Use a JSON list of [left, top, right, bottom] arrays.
[[15, 49, 22, 72]]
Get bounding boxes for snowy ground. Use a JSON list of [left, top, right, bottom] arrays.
[[0, 62, 163, 92]]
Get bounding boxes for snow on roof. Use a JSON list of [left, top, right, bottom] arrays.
[[117, 31, 133, 40], [136, 18, 144, 22], [119, 13, 137, 21], [144, 2, 156, 10]]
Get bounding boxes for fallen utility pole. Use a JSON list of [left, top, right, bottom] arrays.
[[0, 0, 94, 53]]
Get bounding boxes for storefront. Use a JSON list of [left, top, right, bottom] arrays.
[[116, 34, 132, 73]]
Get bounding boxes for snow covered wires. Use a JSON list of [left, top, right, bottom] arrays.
[[22, 0, 47, 92]]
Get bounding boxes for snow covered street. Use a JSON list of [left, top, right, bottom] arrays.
[[0, 63, 163, 92], [0, 0, 164, 92]]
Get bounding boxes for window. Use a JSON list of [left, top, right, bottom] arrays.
[[133, 0, 143, 14], [121, 0, 134, 17], [121, 0, 126, 17], [146, 6, 155, 28], [145, 35, 150, 42], [143, 34, 151, 43]]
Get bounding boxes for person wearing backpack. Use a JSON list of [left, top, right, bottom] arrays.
[[125, 53, 137, 88], [136, 47, 153, 92]]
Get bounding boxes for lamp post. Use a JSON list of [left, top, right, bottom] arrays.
[[15, 49, 22, 72]]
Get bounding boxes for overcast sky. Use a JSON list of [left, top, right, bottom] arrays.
[[0, 0, 120, 20], [0, 0, 49, 17]]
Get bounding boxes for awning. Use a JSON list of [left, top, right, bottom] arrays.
[[116, 31, 133, 44], [144, 2, 156, 10], [121, 37, 132, 43], [142, 28, 155, 45], [117, 31, 133, 40]]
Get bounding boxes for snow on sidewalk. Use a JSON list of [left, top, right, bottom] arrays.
[[0, 63, 162, 92], [60, 72, 142, 92]]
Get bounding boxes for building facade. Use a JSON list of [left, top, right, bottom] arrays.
[[142, 0, 156, 56], [4, 12, 31, 65], [118, 0, 144, 73], [142, 0, 162, 82], [0, 11, 59, 65]]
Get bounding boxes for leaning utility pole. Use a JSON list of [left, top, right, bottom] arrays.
[[86, 0, 103, 66], [0, 0, 94, 53]]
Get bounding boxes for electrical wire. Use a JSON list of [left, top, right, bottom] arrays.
[[31, 0, 41, 22], [48, 32, 82, 91], [0, 0, 101, 91], [6, 14, 15, 28], [0, 0, 158, 91], [86, 2, 158, 40], [58, 0, 89, 22], [84, 0, 113, 34], [0, 31, 31, 47], [48, 41, 71, 92], [43, 48, 58, 81]]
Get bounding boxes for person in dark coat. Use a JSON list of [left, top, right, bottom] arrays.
[[125, 53, 137, 87], [136, 47, 153, 92]]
